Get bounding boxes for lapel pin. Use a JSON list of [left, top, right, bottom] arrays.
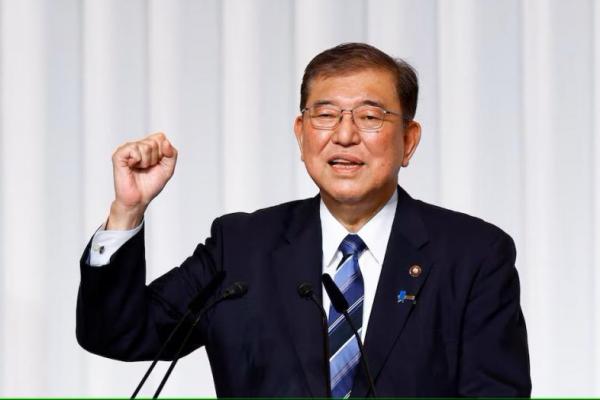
[[409, 264, 422, 278], [397, 290, 416, 304]]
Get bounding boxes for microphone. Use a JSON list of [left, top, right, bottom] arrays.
[[153, 281, 249, 398], [131, 270, 226, 399], [322, 274, 377, 398], [297, 282, 332, 398]]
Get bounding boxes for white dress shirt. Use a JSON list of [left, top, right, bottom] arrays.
[[88, 222, 142, 266], [320, 190, 397, 340], [89, 191, 398, 342]]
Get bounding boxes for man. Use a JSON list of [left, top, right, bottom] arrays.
[[77, 43, 531, 397]]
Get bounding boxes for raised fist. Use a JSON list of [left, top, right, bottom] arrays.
[[107, 132, 178, 229]]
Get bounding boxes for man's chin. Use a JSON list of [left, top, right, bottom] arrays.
[[318, 181, 397, 208], [319, 187, 368, 206]]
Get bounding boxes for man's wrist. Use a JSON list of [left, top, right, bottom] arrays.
[[107, 201, 145, 230]]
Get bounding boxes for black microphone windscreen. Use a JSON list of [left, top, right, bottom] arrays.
[[297, 282, 314, 298], [322, 273, 349, 313], [188, 270, 226, 313]]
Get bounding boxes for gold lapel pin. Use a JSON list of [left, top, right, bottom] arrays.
[[409, 264, 422, 278]]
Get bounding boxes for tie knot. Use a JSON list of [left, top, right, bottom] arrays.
[[339, 234, 367, 257]]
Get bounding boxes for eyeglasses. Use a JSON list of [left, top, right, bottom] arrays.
[[301, 104, 404, 131]]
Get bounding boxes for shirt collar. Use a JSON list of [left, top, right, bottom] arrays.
[[320, 189, 398, 267]]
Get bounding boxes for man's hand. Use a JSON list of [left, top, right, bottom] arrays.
[[107, 132, 178, 230]]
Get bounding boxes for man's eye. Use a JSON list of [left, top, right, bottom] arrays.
[[360, 113, 382, 121], [316, 112, 337, 118]]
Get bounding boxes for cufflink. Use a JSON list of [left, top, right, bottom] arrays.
[[92, 244, 105, 254]]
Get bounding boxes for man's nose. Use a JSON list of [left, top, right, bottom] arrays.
[[331, 111, 360, 146]]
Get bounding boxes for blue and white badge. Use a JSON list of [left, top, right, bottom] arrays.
[[397, 290, 416, 303]]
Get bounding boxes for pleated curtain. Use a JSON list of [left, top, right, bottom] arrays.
[[0, 0, 599, 396]]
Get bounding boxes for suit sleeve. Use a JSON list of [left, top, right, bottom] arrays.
[[458, 232, 532, 397], [76, 218, 223, 361]]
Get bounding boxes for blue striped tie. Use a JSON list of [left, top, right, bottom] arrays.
[[328, 234, 367, 398]]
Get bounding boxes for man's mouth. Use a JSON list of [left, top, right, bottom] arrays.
[[328, 159, 364, 165], [327, 157, 365, 170]]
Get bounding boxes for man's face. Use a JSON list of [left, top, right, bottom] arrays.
[[294, 68, 420, 207]]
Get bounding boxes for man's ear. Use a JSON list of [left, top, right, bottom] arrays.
[[293, 115, 305, 161], [401, 120, 421, 167]]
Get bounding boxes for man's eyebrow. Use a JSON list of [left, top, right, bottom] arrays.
[[310, 99, 387, 108], [360, 99, 386, 108], [311, 100, 335, 106]]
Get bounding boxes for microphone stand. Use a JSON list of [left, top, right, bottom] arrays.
[[153, 282, 248, 398], [131, 271, 226, 399], [322, 273, 377, 397], [298, 282, 332, 398]]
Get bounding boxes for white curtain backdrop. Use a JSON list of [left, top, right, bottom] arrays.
[[0, 0, 598, 396]]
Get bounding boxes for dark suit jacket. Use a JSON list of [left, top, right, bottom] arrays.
[[77, 186, 531, 397]]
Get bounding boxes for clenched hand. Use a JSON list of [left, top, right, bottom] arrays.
[[107, 132, 178, 230]]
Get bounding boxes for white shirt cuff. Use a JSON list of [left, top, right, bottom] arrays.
[[88, 221, 143, 267]]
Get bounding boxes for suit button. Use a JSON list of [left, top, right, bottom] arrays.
[[409, 264, 422, 278]]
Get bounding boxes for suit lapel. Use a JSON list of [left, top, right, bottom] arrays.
[[271, 196, 328, 397], [352, 187, 432, 397]]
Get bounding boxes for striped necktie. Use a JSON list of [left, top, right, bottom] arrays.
[[328, 234, 367, 398]]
